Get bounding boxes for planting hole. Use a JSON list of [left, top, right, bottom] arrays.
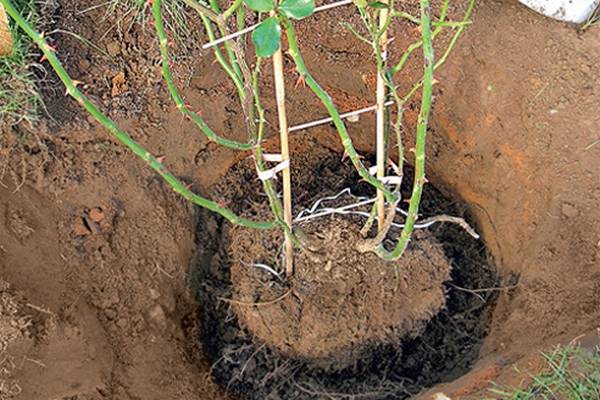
[[191, 144, 498, 399]]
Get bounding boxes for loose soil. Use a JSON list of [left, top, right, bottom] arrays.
[[1, 0, 599, 399]]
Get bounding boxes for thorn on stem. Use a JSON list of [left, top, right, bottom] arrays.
[[294, 75, 306, 89], [40, 44, 57, 62]]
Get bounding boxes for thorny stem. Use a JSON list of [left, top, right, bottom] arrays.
[[252, 60, 283, 216], [205, 0, 243, 79], [400, 0, 475, 103], [199, 13, 246, 98], [182, 0, 258, 138], [389, 0, 448, 75], [0, 0, 277, 230], [284, 20, 398, 204], [223, 0, 243, 20], [153, 0, 253, 150], [160, 0, 294, 241], [183, 0, 242, 80], [375, 0, 434, 261], [356, 0, 474, 256]]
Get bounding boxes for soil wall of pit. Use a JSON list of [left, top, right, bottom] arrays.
[[0, 0, 599, 398]]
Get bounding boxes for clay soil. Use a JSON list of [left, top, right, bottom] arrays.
[[1, 0, 600, 399]]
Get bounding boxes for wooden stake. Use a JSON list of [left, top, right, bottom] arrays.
[[0, 3, 13, 56], [271, 21, 294, 276], [375, 2, 389, 231]]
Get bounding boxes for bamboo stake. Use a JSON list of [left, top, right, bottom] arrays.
[[271, 13, 294, 276], [375, 1, 389, 231]]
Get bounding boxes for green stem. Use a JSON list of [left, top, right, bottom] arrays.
[[223, 0, 243, 20], [153, 0, 252, 150], [389, 0, 447, 75], [182, 0, 257, 135], [284, 21, 397, 203], [184, 0, 243, 80], [400, 0, 475, 104], [0, 0, 276, 230], [206, 0, 243, 79], [376, 0, 433, 261], [200, 14, 246, 96]]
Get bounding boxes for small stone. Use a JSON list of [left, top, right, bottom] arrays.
[[73, 218, 91, 236], [79, 58, 90, 70], [89, 207, 105, 223], [148, 304, 167, 330], [105, 309, 117, 320], [561, 202, 579, 218], [111, 72, 128, 97], [106, 41, 120, 57], [116, 318, 128, 329], [64, 324, 79, 338], [148, 288, 160, 300]]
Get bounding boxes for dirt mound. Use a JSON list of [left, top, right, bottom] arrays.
[[230, 218, 451, 366]]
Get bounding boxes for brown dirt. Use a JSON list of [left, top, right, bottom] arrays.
[[0, 0, 599, 398], [230, 218, 450, 367]]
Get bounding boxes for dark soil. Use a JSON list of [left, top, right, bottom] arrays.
[[192, 146, 497, 399]]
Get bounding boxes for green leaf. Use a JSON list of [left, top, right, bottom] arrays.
[[251, 17, 281, 58], [352, 0, 368, 8], [243, 0, 274, 12], [279, 0, 315, 20], [368, 1, 388, 9]]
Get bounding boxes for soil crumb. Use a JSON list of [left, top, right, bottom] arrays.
[[230, 218, 451, 367]]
